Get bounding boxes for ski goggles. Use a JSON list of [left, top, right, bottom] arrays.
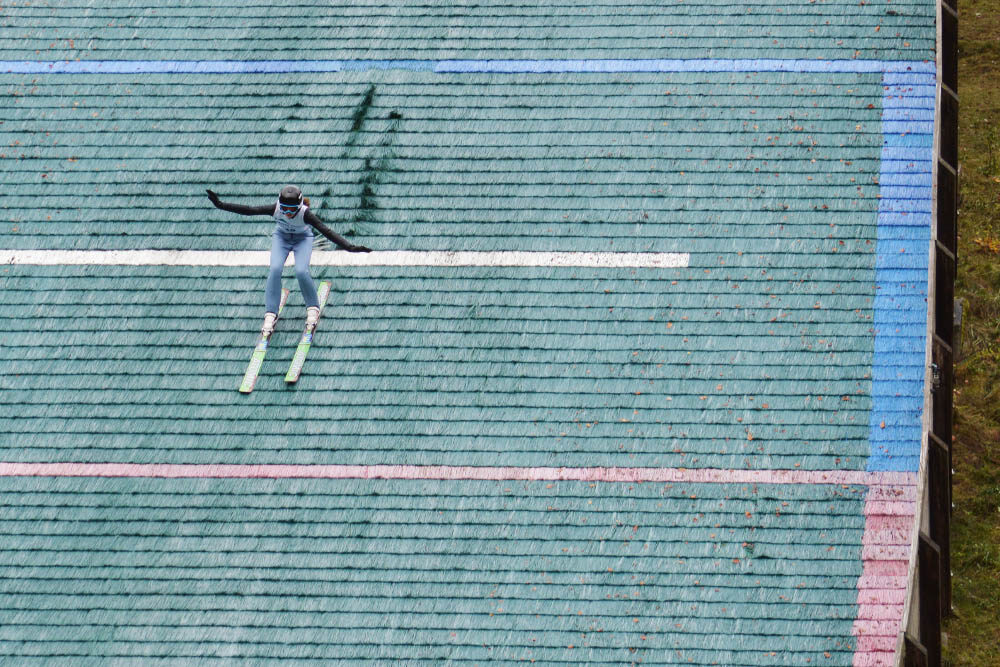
[[278, 202, 301, 214]]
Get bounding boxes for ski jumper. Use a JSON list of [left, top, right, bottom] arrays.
[[207, 192, 369, 314], [267, 203, 318, 313]]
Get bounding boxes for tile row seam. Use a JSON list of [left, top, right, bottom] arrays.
[[1, 59, 935, 74]]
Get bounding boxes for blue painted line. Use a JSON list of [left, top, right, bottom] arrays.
[[873, 448, 922, 464], [873, 366, 926, 384], [876, 256, 931, 273], [883, 72, 938, 84], [878, 216, 933, 231], [884, 98, 938, 109], [884, 134, 938, 148], [872, 294, 932, 310], [2, 58, 936, 75], [868, 434, 921, 448], [879, 186, 933, 199], [870, 436, 922, 448], [878, 200, 934, 211], [874, 275, 931, 292], [874, 338, 925, 354], [435, 58, 935, 73], [881, 147, 935, 160], [341, 60, 437, 71], [878, 173, 934, 187], [877, 208, 933, 219], [871, 430, 923, 443], [881, 121, 934, 135], [874, 273, 927, 284], [872, 324, 929, 338], [867, 456, 921, 472], [878, 227, 933, 242], [881, 108, 936, 121], [868, 71, 935, 473]]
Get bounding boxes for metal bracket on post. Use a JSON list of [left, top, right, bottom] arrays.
[[904, 634, 929, 667]]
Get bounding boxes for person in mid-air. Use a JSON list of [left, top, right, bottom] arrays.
[[207, 185, 370, 335]]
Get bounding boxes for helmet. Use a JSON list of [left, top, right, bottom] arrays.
[[279, 185, 303, 206]]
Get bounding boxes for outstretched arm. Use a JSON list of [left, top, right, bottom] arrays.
[[206, 189, 273, 216], [305, 210, 372, 252]]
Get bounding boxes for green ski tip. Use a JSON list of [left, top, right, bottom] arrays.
[[238, 288, 290, 394], [285, 281, 331, 384]]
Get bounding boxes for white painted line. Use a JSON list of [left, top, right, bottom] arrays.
[[0, 463, 918, 486], [3, 250, 690, 269]]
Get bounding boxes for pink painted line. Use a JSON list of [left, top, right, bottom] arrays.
[[855, 636, 898, 653], [0, 462, 919, 486], [863, 500, 918, 517], [862, 560, 908, 577], [856, 602, 906, 620], [854, 482, 917, 667], [864, 484, 918, 502], [861, 545, 913, 561], [853, 652, 897, 667], [861, 515, 915, 545], [856, 589, 907, 605], [856, 576, 909, 590]]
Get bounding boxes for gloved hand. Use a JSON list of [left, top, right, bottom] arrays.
[[206, 189, 222, 207], [347, 244, 372, 253]]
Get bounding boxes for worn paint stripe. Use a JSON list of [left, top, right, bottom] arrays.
[[852, 482, 917, 667], [2, 250, 690, 269], [0, 59, 936, 75], [0, 463, 917, 486], [867, 71, 935, 473], [436, 59, 936, 74], [858, 77, 929, 654]]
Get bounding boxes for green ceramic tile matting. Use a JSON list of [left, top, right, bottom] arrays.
[[2, 71, 887, 252], [0, 263, 916, 470], [0, 0, 938, 665], [0, 476, 867, 665], [0, 0, 935, 61]]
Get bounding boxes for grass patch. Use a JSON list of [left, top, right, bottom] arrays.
[[986, 125, 1000, 176], [943, 0, 1000, 663]]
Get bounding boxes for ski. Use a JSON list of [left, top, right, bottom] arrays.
[[238, 288, 290, 394], [284, 281, 332, 384]]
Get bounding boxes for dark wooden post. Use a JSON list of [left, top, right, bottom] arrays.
[[918, 533, 942, 665], [928, 432, 952, 615]]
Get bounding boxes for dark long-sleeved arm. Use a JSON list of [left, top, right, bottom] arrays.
[[305, 210, 372, 252], [207, 189, 371, 252], [206, 189, 273, 216]]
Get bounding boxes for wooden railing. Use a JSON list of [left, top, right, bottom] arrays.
[[902, 1, 957, 662]]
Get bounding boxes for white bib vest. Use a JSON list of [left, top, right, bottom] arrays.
[[273, 202, 309, 234]]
